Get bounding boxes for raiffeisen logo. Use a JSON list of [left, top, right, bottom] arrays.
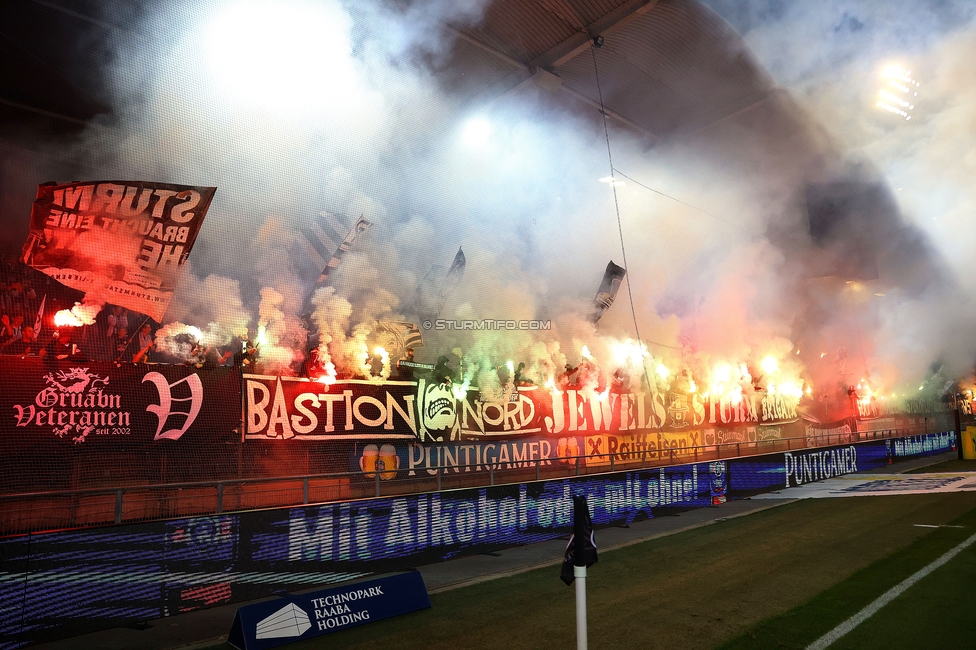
[[12, 367, 129, 444]]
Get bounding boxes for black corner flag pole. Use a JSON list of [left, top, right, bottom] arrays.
[[560, 494, 597, 650]]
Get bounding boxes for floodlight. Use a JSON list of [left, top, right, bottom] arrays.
[[462, 119, 491, 146], [202, 0, 355, 110]]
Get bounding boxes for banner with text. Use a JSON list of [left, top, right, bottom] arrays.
[[0, 357, 241, 492], [728, 431, 956, 495], [243, 375, 806, 443], [0, 432, 954, 649], [20, 180, 216, 321], [227, 571, 430, 649]]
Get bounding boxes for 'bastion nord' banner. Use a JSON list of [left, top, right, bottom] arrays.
[[243, 374, 804, 444], [20, 180, 216, 321]]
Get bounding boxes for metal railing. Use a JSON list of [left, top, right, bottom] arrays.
[[0, 424, 939, 536]]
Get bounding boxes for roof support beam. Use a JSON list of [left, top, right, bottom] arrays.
[[535, 0, 660, 69], [674, 90, 776, 141], [559, 85, 657, 140], [452, 31, 528, 71], [449, 0, 660, 139], [0, 96, 92, 126]]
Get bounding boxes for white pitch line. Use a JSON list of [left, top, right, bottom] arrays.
[[914, 524, 965, 529], [807, 531, 976, 650]]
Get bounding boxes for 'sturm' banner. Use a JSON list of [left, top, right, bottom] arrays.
[[243, 374, 804, 442], [20, 181, 216, 321]]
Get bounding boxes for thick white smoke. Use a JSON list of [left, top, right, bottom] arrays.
[[708, 0, 976, 394], [14, 0, 974, 406]]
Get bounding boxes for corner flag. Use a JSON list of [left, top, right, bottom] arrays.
[[561, 494, 597, 650], [560, 495, 597, 584]]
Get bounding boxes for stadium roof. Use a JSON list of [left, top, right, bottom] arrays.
[[1, 0, 777, 145], [434, 0, 776, 140]]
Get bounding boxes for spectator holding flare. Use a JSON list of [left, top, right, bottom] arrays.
[[432, 355, 455, 385], [46, 330, 72, 359], [514, 361, 534, 387], [188, 341, 232, 369], [210, 345, 234, 368], [233, 334, 259, 367], [559, 363, 579, 389], [187, 340, 207, 368], [133, 323, 155, 363]]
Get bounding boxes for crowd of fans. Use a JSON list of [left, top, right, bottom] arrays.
[[0, 258, 609, 384], [0, 256, 252, 370], [0, 256, 68, 357], [0, 256, 160, 363]]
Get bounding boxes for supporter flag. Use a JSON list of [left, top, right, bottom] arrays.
[[444, 247, 465, 296], [301, 212, 371, 283], [33, 295, 46, 336], [310, 214, 372, 286], [560, 494, 598, 585], [590, 261, 626, 323], [378, 320, 424, 357], [300, 211, 347, 272], [415, 247, 465, 319], [20, 180, 216, 322]]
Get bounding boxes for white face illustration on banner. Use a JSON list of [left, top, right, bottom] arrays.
[[423, 382, 457, 432]]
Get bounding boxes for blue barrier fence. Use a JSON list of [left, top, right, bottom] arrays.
[[0, 431, 955, 648]]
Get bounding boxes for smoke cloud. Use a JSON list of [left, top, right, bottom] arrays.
[[4, 0, 976, 414]]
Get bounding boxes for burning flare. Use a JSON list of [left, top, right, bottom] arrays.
[[54, 301, 102, 327]]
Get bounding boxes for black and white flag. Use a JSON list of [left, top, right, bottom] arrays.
[[378, 320, 424, 356], [300, 211, 350, 273], [443, 247, 465, 296], [590, 261, 626, 323], [314, 214, 372, 285], [301, 213, 373, 309], [415, 246, 465, 319], [560, 494, 598, 585]]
